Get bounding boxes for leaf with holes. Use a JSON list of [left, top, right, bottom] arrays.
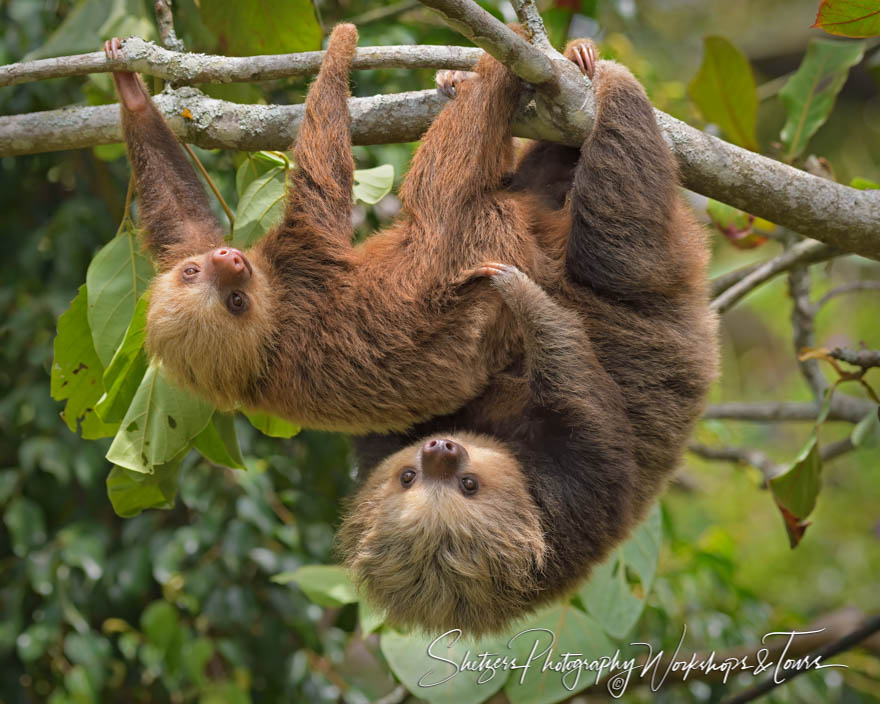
[[106, 450, 185, 517], [689, 36, 759, 151], [580, 503, 662, 639], [193, 412, 245, 469], [813, 0, 880, 37], [780, 38, 865, 160], [353, 165, 395, 204], [106, 362, 213, 474], [51, 285, 118, 439], [96, 292, 149, 424], [86, 222, 154, 366], [232, 166, 286, 248]]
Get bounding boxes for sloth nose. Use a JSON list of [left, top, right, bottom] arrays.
[[421, 438, 467, 480], [211, 247, 251, 286]]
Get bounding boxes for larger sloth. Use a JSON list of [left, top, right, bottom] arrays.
[[337, 41, 718, 636]]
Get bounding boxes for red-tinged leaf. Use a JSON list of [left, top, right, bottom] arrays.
[[813, 0, 880, 38], [706, 199, 768, 249], [776, 501, 811, 548]]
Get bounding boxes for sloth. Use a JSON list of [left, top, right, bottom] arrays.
[[336, 42, 718, 637], [105, 23, 563, 434]]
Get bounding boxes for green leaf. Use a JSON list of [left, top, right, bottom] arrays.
[[359, 600, 385, 636], [106, 362, 213, 474], [95, 292, 150, 424], [272, 565, 358, 607], [381, 629, 509, 704], [689, 36, 759, 151], [770, 434, 822, 548], [4, 497, 47, 557], [141, 601, 181, 652], [183, 637, 214, 688], [194, 413, 245, 469], [51, 285, 118, 439], [813, 0, 880, 38], [850, 177, 880, 189], [231, 166, 286, 248], [242, 409, 299, 438], [200, 0, 322, 56], [581, 504, 662, 639], [353, 165, 395, 204], [504, 605, 614, 704], [779, 38, 865, 160], [86, 223, 154, 367], [106, 453, 183, 517], [851, 409, 880, 448], [24, 0, 114, 60], [16, 623, 57, 663], [235, 152, 286, 197]]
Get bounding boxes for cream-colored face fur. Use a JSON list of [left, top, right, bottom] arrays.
[[145, 251, 277, 410], [337, 432, 547, 637]]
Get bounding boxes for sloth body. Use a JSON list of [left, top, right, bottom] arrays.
[[338, 45, 718, 636], [108, 24, 559, 434]]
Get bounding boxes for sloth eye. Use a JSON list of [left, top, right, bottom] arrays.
[[460, 475, 479, 496], [226, 291, 248, 314], [182, 265, 199, 281], [400, 468, 416, 488]]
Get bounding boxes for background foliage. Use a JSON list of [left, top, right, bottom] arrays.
[[1, 0, 879, 702]]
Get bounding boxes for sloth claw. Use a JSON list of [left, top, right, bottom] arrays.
[[565, 39, 597, 80], [436, 70, 477, 99]]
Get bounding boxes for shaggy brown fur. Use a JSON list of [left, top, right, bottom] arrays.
[[338, 40, 718, 636], [108, 24, 562, 433]]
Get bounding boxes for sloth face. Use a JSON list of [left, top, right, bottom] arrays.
[[146, 247, 276, 409], [336, 432, 548, 636]]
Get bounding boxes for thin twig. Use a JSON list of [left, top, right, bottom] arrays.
[[182, 143, 234, 229], [788, 264, 828, 399], [703, 399, 873, 424], [722, 614, 880, 704], [154, 0, 185, 52], [0, 40, 482, 87], [815, 280, 880, 310], [689, 443, 781, 479], [710, 240, 837, 313], [830, 347, 880, 369], [511, 0, 555, 52], [710, 260, 765, 298], [349, 0, 422, 26]]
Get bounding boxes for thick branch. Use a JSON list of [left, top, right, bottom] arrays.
[[710, 240, 836, 313], [830, 347, 880, 369], [3, 32, 880, 259], [0, 39, 482, 87], [703, 399, 873, 424]]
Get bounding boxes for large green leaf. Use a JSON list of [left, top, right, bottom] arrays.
[[381, 629, 509, 704], [235, 152, 288, 197], [779, 38, 865, 160], [353, 165, 395, 204], [193, 413, 245, 469], [581, 504, 662, 639], [106, 362, 213, 474], [504, 605, 615, 704], [231, 166, 286, 248], [95, 292, 149, 424], [272, 565, 358, 607], [51, 285, 118, 439], [106, 451, 185, 517], [688, 36, 759, 151], [813, 0, 880, 38], [200, 0, 322, 56], [86, 223, 154, 367]]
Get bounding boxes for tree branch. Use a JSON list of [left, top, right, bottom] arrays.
[[788, 263, 829, 400], [710, 240, 837, 313], [3, 5, 880, 259], [703, 399, 873, 424], [815, 281, 880, 310], [830, 347, 880, 369], [0, 39, 482, 86], [154, 0, 185, 52]]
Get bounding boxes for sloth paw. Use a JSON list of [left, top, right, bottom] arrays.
[[564, 38, 597, 80], [468, 262, 519, 279], [435, 70, 478, 99], [103, 37, 123, 60]]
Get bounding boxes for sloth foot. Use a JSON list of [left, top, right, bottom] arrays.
[[564, 39, 597, 80], [435, 70, 478, 99]]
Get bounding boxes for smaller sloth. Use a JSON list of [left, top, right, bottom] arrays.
[[337, 41, 717, 636]]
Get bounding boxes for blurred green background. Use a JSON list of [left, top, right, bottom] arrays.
[[1, 0, 879, 702]]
